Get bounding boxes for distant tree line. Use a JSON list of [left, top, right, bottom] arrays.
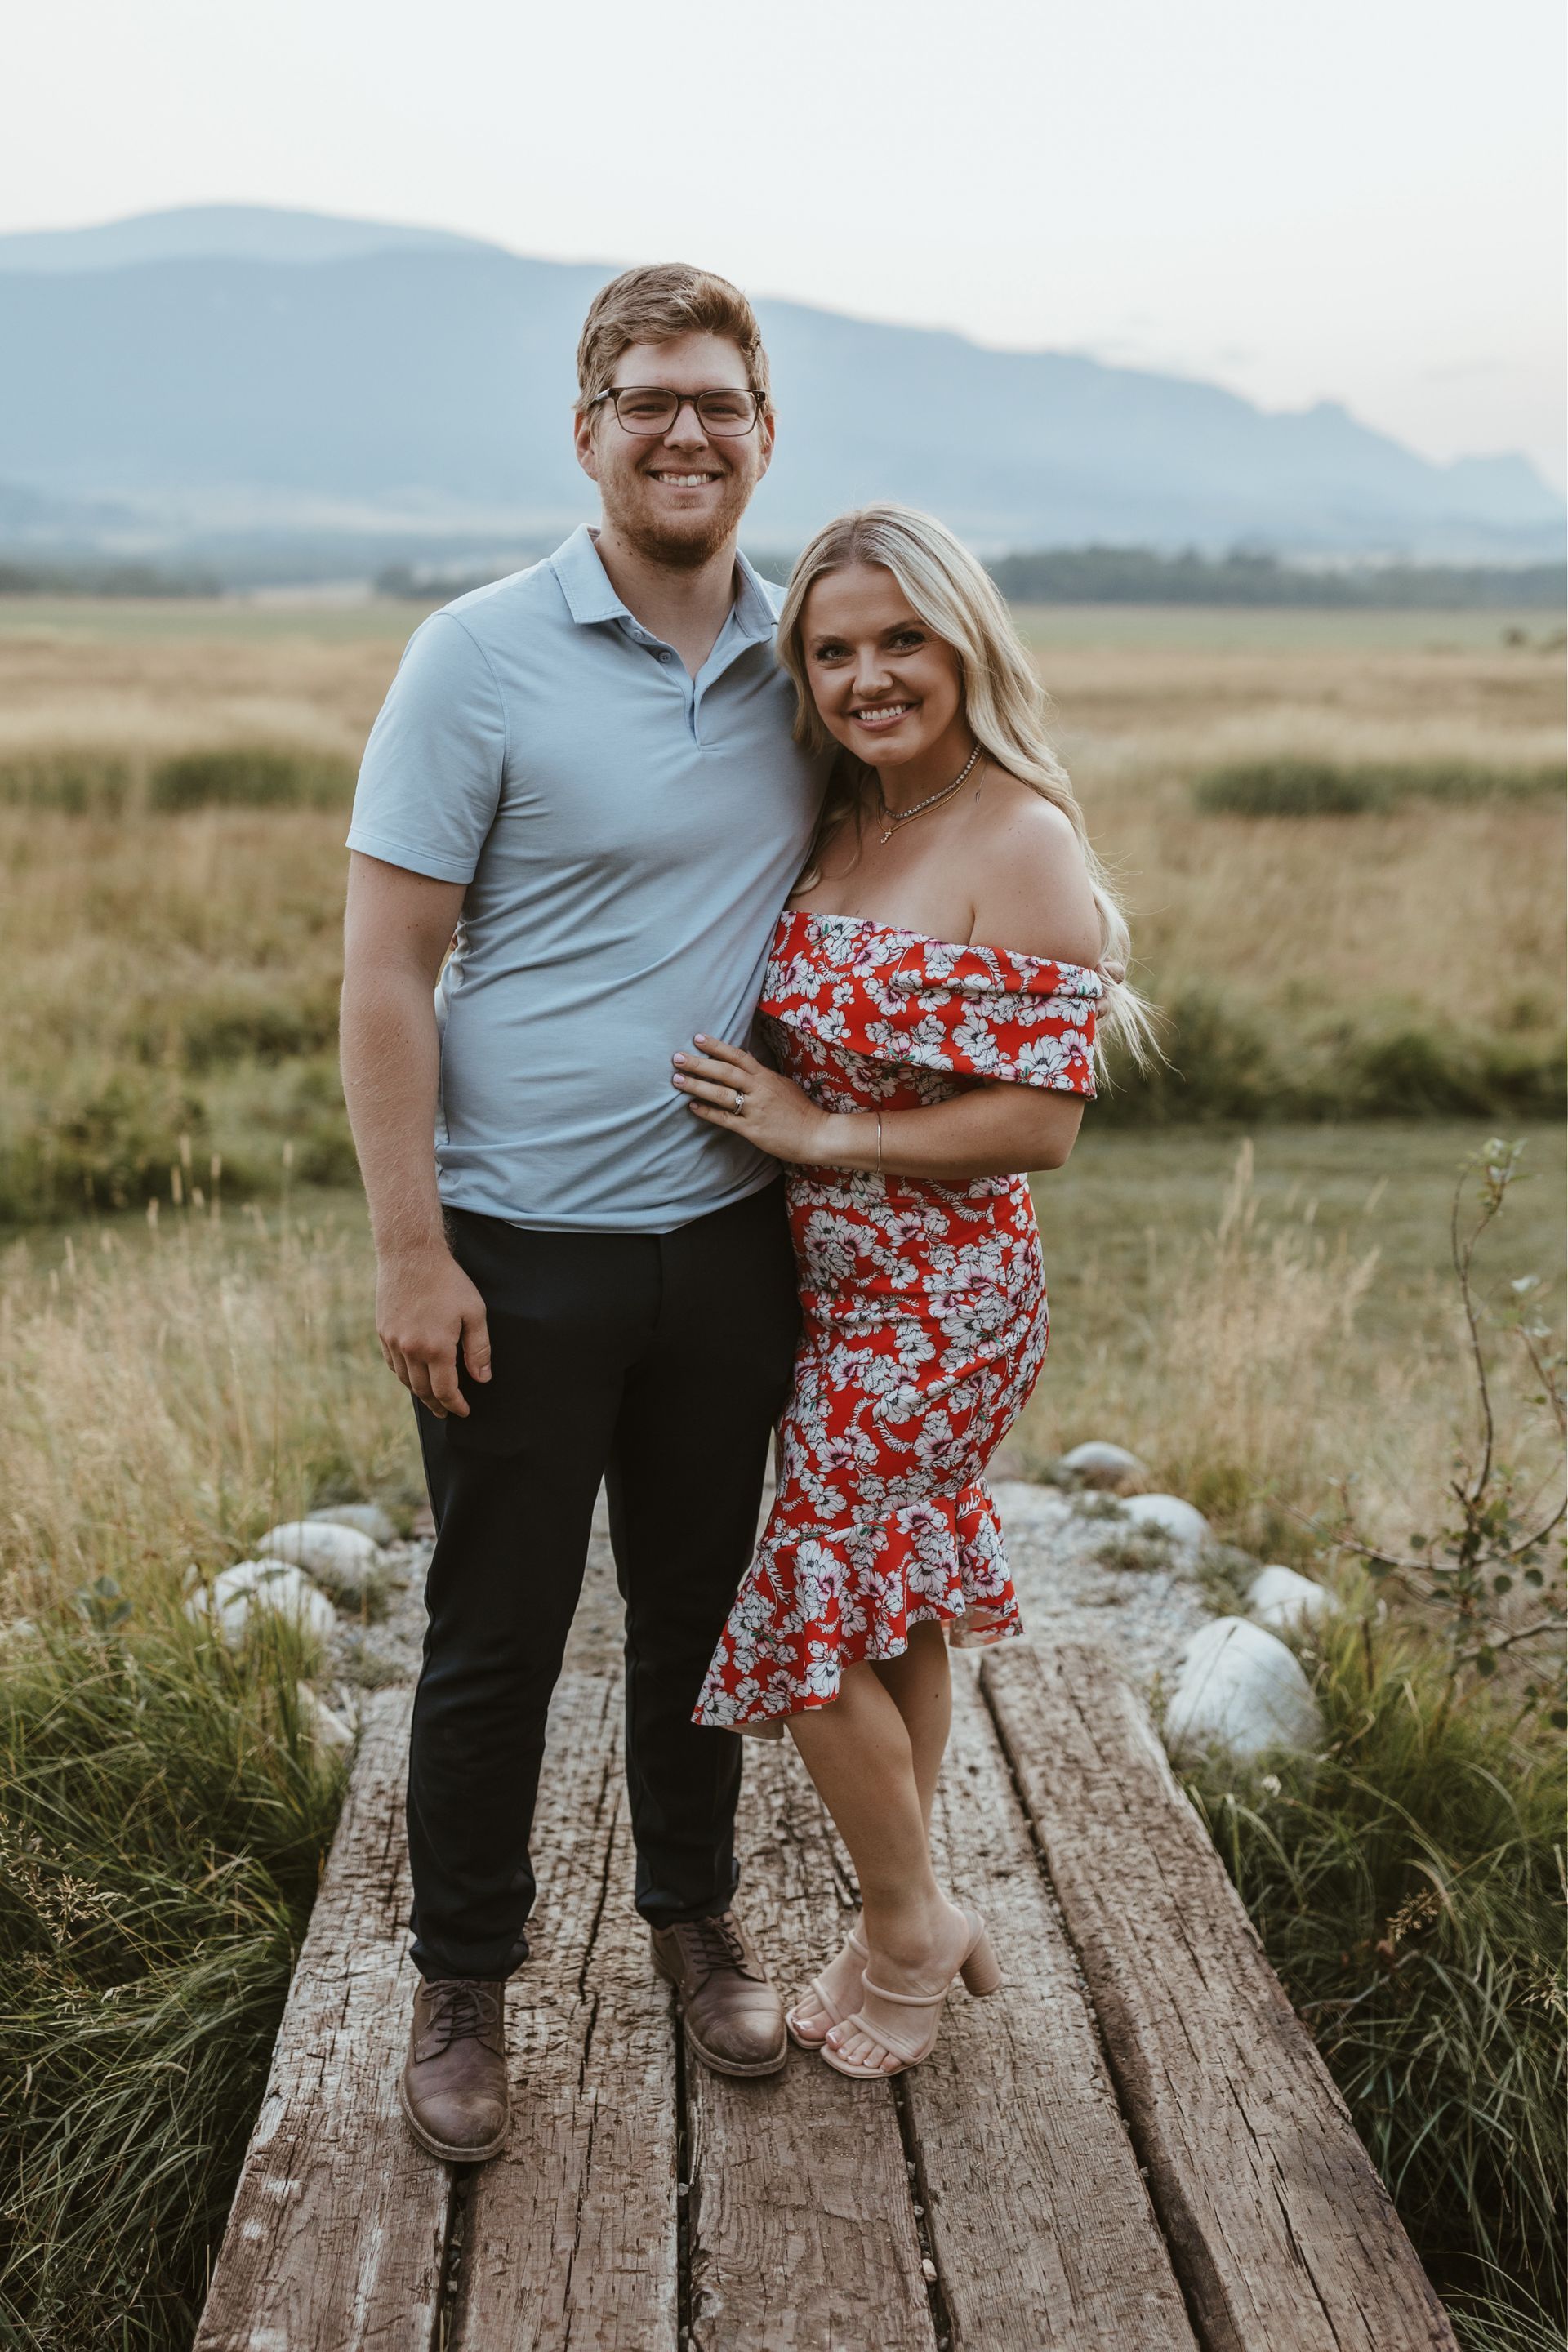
[[2, 542, 1562, 610], [0, 558, 220, 596], [985, 546, 1566, 608]]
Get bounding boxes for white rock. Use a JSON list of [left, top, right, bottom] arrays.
[[257, 1521, 381, 1578], [185, 1559, 340, 1646], [295, 1681, 357, 1750], [1163, 1616, 1324, 1761], [1247, 1565, 1341, 1633], [307, 1503, 397, 1547], [1061, 1441, 1151, 1492], [1119, 1493, 1211, 1548]]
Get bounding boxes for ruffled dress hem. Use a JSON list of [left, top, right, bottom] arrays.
[[693, 1478, 1023, 1735]]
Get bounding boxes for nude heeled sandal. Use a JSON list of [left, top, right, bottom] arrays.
[[786, 1926, 871, 2049], [819, 1909, 1001, 2081]]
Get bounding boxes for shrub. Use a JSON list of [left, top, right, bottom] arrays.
[[0, 752, 130, 817], [1195, 760, 1392, 815], [147, 746, 356, 813], [0, 1610, 348, 2349], [1193, 759, 1566, 817]]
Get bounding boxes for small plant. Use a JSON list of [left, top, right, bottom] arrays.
[[1092, 1529, 1176, 1575], [1321, 1139, 1566, 1730]]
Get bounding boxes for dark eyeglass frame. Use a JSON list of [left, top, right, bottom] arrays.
[[585, 385, 767, 438]]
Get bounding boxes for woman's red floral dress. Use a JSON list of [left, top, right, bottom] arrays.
[[694, 908, 1100, 1735]]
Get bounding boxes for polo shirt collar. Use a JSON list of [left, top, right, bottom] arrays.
[[550, 523, 777, 644]]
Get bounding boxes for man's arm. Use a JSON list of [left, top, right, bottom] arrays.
[[340, 849, 491, 1419]]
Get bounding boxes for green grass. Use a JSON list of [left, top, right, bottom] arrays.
[[147, 746, 355, 812], [1033, 1119, 1567, 1353], [1186, 1592, 1566, 2344], [0, 1606, 348, 2350]]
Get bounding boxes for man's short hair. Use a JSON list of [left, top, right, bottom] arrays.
[[576, 265, 772, 412]]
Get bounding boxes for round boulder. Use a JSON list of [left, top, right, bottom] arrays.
[[1247, 1565, 1340, 1634], [258, 1521, 382, 1580], [1163, 1616, 1323, 1762], [307, 1503, 399, 1547], [186, 1560, 339, 1646], [1120, 1492, 1210, 1548], [1060, 1441, 1151, 1494]]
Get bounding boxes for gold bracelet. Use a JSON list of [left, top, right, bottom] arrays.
[[875, 1110, 884, 1174]]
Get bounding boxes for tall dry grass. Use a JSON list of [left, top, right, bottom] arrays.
[[0, 604, 1561, 1217], [0, 1195, 417, 1624], [0, 1196, 412, 2348], [1020, 1138, 1563, 1565]]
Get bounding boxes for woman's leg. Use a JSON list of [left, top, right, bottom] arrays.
[[787, 1657, 970, 2070], [871, 1621, 952, 1828], [786, 1624, 954, 2038]]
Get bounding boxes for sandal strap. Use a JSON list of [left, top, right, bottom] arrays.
[[859, 1974, 953, 2007], [836, 2004, 931, 2066]]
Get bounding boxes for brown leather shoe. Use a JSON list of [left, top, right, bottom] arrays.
[[651, 1910, 787, 2078], [399, 1976, 510, 2161]]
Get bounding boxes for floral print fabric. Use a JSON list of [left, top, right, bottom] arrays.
[[694, 909, 1100, 1733]]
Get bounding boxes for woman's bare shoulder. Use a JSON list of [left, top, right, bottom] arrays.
[[964, 773, 1102, 966]]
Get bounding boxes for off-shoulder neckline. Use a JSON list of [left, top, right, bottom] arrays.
[[777, 904, 1102, 985]]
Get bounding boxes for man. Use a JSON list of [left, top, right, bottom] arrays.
[[340, 265, 826, 2163]]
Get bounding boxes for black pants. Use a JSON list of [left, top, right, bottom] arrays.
[[406, 1178, 800, 1981]]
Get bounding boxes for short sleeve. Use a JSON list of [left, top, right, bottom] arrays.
[[888, 961, 1099, 1098], [761, 920, 1102, 1100], [345, 612, 507, 885]]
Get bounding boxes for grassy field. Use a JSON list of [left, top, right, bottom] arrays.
[[0, 592, 1561, 1221], [0, 595, 1561, 2347]]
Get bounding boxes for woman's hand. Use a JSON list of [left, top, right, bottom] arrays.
[[672, 1035, 831, 1164]]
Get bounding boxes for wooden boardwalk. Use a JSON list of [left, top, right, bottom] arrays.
[[195, 1646, 1457, 2352]]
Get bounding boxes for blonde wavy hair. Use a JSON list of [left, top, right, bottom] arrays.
[[777, 503, 1156, 1069]]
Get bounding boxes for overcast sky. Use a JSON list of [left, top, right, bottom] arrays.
[[6, 0, 1564, 485]]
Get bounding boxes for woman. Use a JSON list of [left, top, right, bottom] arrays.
[[672, 506, 1150, 2080]]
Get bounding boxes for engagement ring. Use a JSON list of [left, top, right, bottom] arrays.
[[733, 1089, 746, 1114]]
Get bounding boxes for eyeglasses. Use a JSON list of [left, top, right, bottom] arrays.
[[586, 385, 765, 439]]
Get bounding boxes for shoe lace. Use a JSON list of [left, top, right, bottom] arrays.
[[425, 1977, 497, 2047], [685, 1913, 757, 1980]]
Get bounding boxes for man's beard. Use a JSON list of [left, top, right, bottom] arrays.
[[607, 465, 754, 570]]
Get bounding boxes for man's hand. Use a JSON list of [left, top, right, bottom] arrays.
[[376, 1245, 492, 1418]]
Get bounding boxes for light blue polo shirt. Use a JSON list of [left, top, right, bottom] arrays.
[[347, 526, 826, 1232]]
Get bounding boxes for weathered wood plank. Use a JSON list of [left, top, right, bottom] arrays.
[[684, 1734, 935, 2352], [452, 1673, 679, 2349], [906, 1660, 1198, 2350], [983, 1642, 1459, 2352], [195, 1685, 451, 2352]]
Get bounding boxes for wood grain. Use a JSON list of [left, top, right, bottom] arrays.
[[982, 1642, 1459, 2352], [194, 1685, 452, 2352], [684, 1733, 935, 2352], [452, 1673, 679, 2349], [907, 1660, 1197, 2350]]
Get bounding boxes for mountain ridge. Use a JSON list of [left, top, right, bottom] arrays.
[[0, 207, 1559, 559]]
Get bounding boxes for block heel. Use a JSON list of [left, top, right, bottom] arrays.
[[820, 1906, 999, 2080], [960, 1926, 1002, 1998]]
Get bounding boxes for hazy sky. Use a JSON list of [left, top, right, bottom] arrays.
[[7, 0, 1565, 484]]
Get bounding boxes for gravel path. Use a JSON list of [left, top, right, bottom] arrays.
[[327, 1477, 1213, 1710]]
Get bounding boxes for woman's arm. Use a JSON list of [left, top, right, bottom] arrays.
[[673, 1038, 1085, 1179]]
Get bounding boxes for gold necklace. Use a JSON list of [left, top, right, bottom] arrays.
[[875, 742, 984, 844]]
